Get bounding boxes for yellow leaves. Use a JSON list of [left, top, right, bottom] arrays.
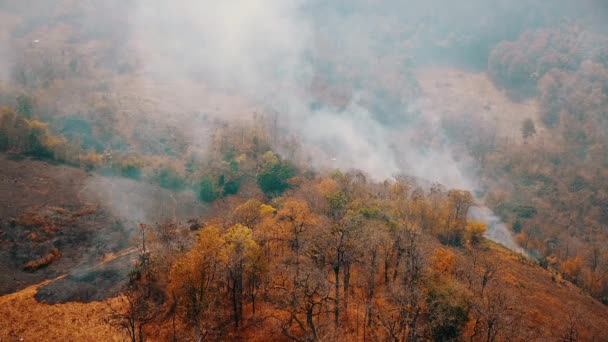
[[260, 204, 276, 217], [560, 256, 584, 282], [79, 151, 104, 167], [262, 150, 279, 168], [430, 247, 457, 276], [465, 221, 487, 245], [170, 225, 226, 293], [235, 153, 247, 163], [222, 224, 264, 271], [196, 225, 225, 251], [120, 156, 145, 169], [389, 181, 409, 199], [224, 224, 255, 246], [316, 178, 338, 196], [545, 254, 559, 268], [233, 199, 264, 227], [26, 119, 48, 130], [0, 106, 17, 120], [278, 198, 320, 228]]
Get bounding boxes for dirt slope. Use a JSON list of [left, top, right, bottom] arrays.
[[416, 67, 545, 144], [486, 243, 608, 340], [0, 154, 205, 295]]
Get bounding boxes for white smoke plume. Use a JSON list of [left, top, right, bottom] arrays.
[[125, 0, 523, 251]]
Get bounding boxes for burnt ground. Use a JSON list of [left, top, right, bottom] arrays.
[[0, 153, 206, 299], [0, 154, 122, 295], [35, 251, 138, 303]]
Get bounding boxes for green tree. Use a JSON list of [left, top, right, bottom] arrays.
[[199, 177, 218, 203], [17, 95, 34, 119], [521, 118, 536, 141], [257, 161, 296, 196], [427, 281, 471, 341]]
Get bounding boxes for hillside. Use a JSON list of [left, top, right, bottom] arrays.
[[1, 1, 608, 341], [0, 154, 205, 295]]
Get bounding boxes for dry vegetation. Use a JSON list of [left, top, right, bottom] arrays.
[[417, 67, 544, 143], [0, 282, 123, 341], [1, 1, 608, 341]]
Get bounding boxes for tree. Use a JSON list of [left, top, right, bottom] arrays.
[[170, 226, 227, 340], [439, 190, 473, 246], [232, 199, 264, 228], [559, 309, 581, 342], [426, 280, 471, 341], [257, 160, 296, 197], [199, 177, 218, 203], [275, 264, 331, 342], [16, 95, 34, 119], [521, 118, 536, 141], [276, 198, 320, 281], [360, 219, 391, 339], [106, 287, 159, 342], [222, 224, 263, 328], [466, 221, 487, 245], [107, 226, 162, 342]]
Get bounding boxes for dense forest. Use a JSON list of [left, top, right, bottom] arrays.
[[1, 0, 608, 341]]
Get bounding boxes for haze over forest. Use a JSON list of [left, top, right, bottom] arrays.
[[1, 1, 608, 341]]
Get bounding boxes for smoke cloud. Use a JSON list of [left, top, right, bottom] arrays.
[[8, 1, 604, 251], [126, 0, 529, 250]]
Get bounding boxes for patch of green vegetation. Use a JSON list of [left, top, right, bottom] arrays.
[[257, 160, 296, 197], [223, 178, 241, 196], [198, 177, 218, 203], [358, 206, 381, 219], [25, 128, 54, 159], [427, 282, 470, 341], [569, 176, 588, 192], [157, 167, 186, 191], [512, 220, 522, 233], [514, 205, 537, 219], [16, 95, 34, 119]]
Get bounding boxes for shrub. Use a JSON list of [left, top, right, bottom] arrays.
[[26, 126, 54, 159], [257, 160, 296, 197], [223, 178, 241, 196], [427, 281, 471, 341], [0, 129, 8, 151], [157, 167, 186, 190], [437, 227, 466, 248], [515, 205, 537, 219], [120, 163, 141, 180], [16, 95, 34, 119], [512, 220, 523, 233], [569, 176, 588, 192], [466, 221, 487, 245], [199, 177, 218, 203]]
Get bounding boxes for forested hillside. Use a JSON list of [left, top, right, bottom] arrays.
[[1, 0, 608, 341]]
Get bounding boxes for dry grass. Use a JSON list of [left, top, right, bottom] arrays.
[[23, 248, 62, 272], [0, 283, 124, 341], [416, 67, 546, 144], [70, 205, 98, 219], [487, 243, 608, 340]]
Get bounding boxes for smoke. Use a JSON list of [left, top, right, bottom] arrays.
[[128, 1, 428, 179], [0, 10, 18, 83], [130, 0, 311, 101], [9, 0, 601, 252], [82, 175, 205, 225], [125, 0, 530, 251], [468, 206, 525, 254]]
